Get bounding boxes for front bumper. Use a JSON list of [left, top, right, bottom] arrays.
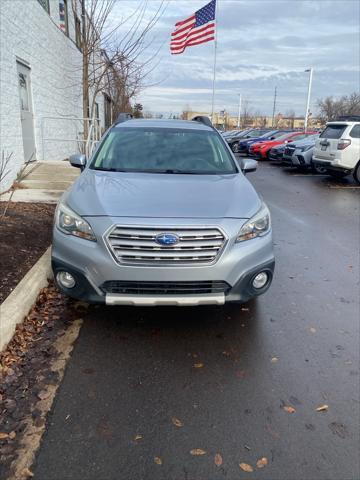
[[52, 217, 275, 306]]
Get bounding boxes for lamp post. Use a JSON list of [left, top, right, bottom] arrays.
[[304, 68, 313, 132], [237, 94, 242, 128]]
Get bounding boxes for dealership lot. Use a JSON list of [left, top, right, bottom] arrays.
[[32, 162, 359, 480]]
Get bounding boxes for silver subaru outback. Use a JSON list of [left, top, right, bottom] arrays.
[[52, 117, 275, 306]]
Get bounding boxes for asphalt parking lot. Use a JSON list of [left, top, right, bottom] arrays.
[[33, 163, 359, 480]]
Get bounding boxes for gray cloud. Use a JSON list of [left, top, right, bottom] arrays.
[[108, 0, 360, 116]]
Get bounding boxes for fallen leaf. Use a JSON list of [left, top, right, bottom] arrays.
[[283, 406, 296, 413], [316, 404, 328, 412], [190, 448, 206, 456], [171, 417, 183, 427], [309, 327, 316, 333], [193, 363, 204, 368], [214, 453, 223, 466], [20, 468, 34, 478], [271, 357, 279, 363], [154, 456, 162, 465], [239, 462, 254, 472], [256, 457, 268, 469], [8, 431, 16, 439], [134, 434, 143, 441], [37, 390, 50, 400], [0, 432, 9, 439]]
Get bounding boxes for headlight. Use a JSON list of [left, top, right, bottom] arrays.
[[299, 145, 313, 152], [236, 203, 270, 242], [55, 202, 96, 241]]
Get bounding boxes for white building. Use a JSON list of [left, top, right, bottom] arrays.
[[0, 0, 108, 192]]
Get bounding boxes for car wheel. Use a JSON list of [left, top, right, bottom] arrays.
[[353, 161, 360, 185], [311, 162, 327, 174], [326, 170, 348, 179]]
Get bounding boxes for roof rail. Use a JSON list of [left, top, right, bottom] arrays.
[[335, 115, 360, 122], [115, 112, 133, 124], [192, 115, 213, 128]]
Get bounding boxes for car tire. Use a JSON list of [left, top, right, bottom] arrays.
[[326, 170, 348, 179], [311, 162, 327, 174], [353, 161, 360, 185]]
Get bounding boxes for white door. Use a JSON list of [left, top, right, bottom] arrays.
[[16, 61, 36, 162]]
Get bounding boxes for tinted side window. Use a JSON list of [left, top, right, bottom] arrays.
[[320, 125, 347, 139], [350, 125, 360, 138]]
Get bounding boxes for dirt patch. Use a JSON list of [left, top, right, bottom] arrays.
[[0, 283, 87, 479], [0, 202, 56, 303]]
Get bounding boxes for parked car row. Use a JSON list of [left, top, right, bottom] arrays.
[[271, 119, 359, 183], [228, 118, 359, 183]]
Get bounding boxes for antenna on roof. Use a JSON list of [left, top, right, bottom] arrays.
[[192, 115, 213, 128], [115, 113, 133, 124]]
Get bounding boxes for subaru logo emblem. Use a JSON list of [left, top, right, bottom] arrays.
[[155, 233, 179, 246]]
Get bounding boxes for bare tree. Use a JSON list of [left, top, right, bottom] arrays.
[[72, 0, 165, 138], [316, 92, 360, 123], [285, 109, 296, 128], [241, 101, 253, 128]]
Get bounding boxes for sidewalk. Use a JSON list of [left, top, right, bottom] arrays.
[[0, 161, 79, 203]]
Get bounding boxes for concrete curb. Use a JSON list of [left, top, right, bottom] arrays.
[[0, 247, 52, 352]]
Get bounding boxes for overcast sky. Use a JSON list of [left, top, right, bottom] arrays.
[[109, 0, 360, 117]]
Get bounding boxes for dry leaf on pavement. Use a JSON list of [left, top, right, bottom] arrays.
[[134, 434, 143, 441], [316, 404, 329, 412], [37, 390, 50, 400], [239, 462, 254, 472], [214, 453, 223, 466], [256, 457, 268, 469], [154, 456, 162, 465], [193, 363, 204, 368], [190, 448, 206, 456], [309, 327, 316, 333], [171, 417, 183, 427], [20, 468, 34, 478], [0, 432, 9, 439], [283, 406, 296, 413], [8, 431, 16, 439], [271, 357, 279, 363]]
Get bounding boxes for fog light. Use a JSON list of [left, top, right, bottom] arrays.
[[57, 271, 76, 289], [252, 272, 268, 289]]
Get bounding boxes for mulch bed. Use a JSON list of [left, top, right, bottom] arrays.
[[0, 202, 56, 303], [0, 283, 88, 479]]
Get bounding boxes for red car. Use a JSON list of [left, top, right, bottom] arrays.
[[249, 132, 317, 160]]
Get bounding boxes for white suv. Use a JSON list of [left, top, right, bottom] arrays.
[[313, 118, 360, 184]]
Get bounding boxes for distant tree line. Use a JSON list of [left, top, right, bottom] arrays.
[[316, 92, 360, 122]]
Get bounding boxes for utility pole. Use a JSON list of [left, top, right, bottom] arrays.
[[237, 94, 242, 129], [272, 86, 277, 128], [304, 68, 313, 132]]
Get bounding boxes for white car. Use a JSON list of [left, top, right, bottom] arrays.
[[313, 118, 360, 183]]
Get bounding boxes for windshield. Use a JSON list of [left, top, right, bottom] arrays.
[[274, 132, 297, 141], [90, 127, 237, 174]]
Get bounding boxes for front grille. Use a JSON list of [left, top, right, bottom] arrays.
[[106, 226, 226, 266], [101, 281, 230, 295]]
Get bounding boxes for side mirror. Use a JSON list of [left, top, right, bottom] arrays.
[[69, 154, 86, 171], [241, 158, 257, 174]]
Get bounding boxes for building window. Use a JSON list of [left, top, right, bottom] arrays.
[[37, 0, 50, 14], [75, 16, 82, 50], [59, 0, 69, 36]]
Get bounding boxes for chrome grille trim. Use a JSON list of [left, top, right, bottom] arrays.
[[105, 226, 227, 266]]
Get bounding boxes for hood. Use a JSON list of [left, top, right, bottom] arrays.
[[291, 137, 318, 148], [65, 169, 261, 219]]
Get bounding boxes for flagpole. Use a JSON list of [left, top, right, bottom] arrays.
[[210, 0, 218, 124]]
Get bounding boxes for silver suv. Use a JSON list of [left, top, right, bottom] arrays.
[[52, 117, 275, 306]]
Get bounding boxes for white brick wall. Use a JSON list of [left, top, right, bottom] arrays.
[[0, 0, 105, 192]]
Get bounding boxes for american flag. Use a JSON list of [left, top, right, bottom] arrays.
[[170, 0, 216, 55]]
